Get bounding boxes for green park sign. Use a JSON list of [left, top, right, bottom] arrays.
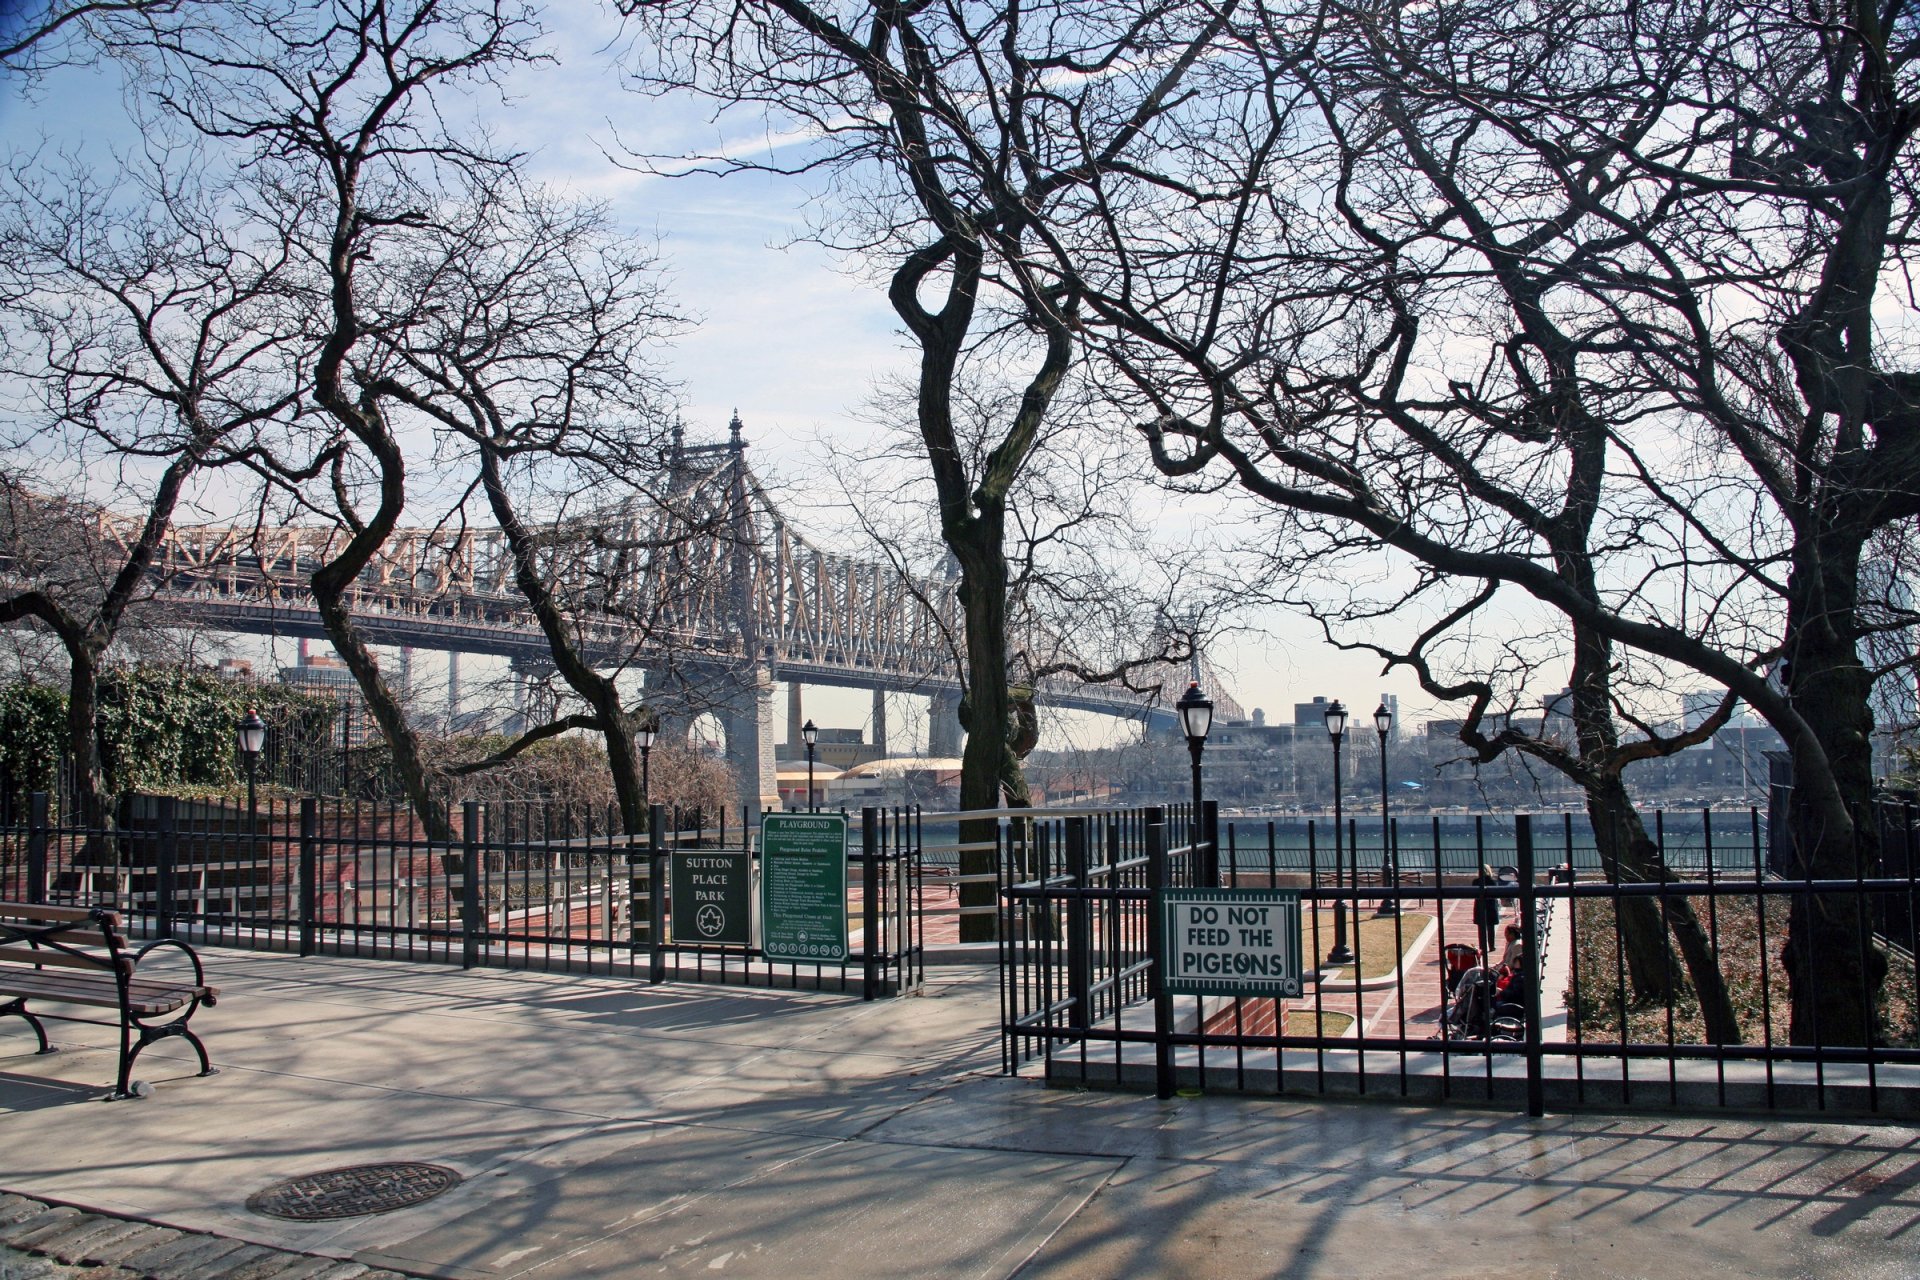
[[759, 812, 849, 963], [670, 851, 752, 947], [1159, 889, 1305, 998]]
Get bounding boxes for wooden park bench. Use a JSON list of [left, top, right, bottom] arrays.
[[0, 901, 218, 1099]]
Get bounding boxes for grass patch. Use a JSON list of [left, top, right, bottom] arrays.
[[1570, 895, 1918, 1047], [1284, 1009, 1354, 1036], [1307, 909, 1432, 981]]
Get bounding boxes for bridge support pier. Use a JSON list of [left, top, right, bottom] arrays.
[[872, 686, 887, 758], [928, 688, 962, 758], [714, 666, 780, 820]]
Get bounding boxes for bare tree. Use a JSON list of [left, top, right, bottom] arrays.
[[1057, 0, 1920, 1044], [0, 0, 194, 70], [0, 145, 299, 825], [623, 0, 1235, 819], [364, 177, 717, 834], [134, 0, 549, 839]]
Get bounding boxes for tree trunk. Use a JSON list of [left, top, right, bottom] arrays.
[[1585, 780, 1679, 1002], [63, 643, 107, 832], [955, 512, 1014, 942], [309, 581, 451, 840], [1588, 774, 1743, 1044], [474, 442, 649, 834], [1781, 540, 1886, 1045]]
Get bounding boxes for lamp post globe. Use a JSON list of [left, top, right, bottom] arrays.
[[1177, 681, 1215, 884], [237, 707, 266, 810], [801, 719, 819, 812], [637, 718, 658, 812], [1373, 701, 1399, 915], [1323, 700, 1353, 966]]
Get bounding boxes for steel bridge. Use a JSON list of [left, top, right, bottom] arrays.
[[74, 420, 1242, 809]]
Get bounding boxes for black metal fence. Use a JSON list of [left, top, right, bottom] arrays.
[[1002, 806, 1920, 1118], [0, 794, 922, 999]]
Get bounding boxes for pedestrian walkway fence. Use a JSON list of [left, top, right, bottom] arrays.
[[1000, 805, 1920, 1119], [0, 794, 923, 999]]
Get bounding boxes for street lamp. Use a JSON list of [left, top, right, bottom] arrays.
[[1323, 699, 1353, 966], [637, 716, 658, 809], [237, 707, 266, 818], [801, 718, 819, 812], [1374, 701, 1399, 915], [1177, 681, 1215, 884]]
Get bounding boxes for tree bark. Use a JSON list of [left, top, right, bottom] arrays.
[[1780, 529, 1887, 1045]]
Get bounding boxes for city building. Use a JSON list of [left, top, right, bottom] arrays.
[[278, 652, 379, 746], [774, 726, 880, 772]]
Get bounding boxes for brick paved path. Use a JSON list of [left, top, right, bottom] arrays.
[[0, 1195, 418, 1280]]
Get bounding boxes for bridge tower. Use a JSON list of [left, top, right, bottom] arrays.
[[718, 413, 780, 816]]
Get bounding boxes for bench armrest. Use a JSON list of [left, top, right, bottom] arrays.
[[132, 937, 213, 1003]]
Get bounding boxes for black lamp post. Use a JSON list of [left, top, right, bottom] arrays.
[[1324, 699, 1353, 966], [1374, 701, 1399, 915], [1177, 681, 1214, 884], [237, 707, 266, 819], [801, 718, 819, 812], [637, 717, 657, 810]]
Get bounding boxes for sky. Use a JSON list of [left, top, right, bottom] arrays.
[[0, 5, 1545, 754]]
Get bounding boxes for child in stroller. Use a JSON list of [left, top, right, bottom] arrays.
[[1440, 925, 1528, 1040]]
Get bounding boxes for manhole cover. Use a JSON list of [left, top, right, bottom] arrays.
[[247, 1162, 462, 1220]]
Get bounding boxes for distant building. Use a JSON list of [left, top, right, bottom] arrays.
[[1294, 696, 1334, 728], [775, 726, 880, 772], [1681, 689, 1742, 732], [279, 653, 375, 745], [1540, 687, 1574, 741], [1424, 713, 1511, 741]]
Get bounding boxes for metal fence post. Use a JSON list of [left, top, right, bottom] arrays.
[[1517, 813, 1545, 1118], [154, 795, 178, 940], [648, 802, 666, 984], [1064, 816, 1091, 1032], [298, 797, 317, 957], [862, 807, 880, 1001], [26, 791, 48, 905], [1145, 812, 1174, 1099], [1202, 800, 1221, 887], [460, 800, 480, 970]]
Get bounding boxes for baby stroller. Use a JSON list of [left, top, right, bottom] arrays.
[[1440, 945, 1526, 1041]]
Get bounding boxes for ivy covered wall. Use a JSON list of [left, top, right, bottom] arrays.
[[0, 666, 337, 803]]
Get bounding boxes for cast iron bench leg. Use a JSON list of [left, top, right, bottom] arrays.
[[0, 996, 51, 1053]]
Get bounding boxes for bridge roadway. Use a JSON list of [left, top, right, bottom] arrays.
[[167, 591, 1192, 719], [40, 423, 1242, 810]]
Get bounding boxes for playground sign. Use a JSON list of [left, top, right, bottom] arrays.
[[1159, 889, 1304, 997], [759, 812, 849, 962]]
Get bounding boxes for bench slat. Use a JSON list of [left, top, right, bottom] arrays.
[[0, 902, 118, 926], [0, 946, 117, 973], [0, 969, 213, 1014], [0, 930, 128, 957]]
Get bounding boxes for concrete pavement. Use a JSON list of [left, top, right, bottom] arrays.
[[2, 949, 1918, 1279]]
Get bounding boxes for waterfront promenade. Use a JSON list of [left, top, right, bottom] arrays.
[[2, 949, 1918, 1279]]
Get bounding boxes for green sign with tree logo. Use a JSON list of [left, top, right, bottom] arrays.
[[760, 812, 849, 962], [670, 851, 752, 947]]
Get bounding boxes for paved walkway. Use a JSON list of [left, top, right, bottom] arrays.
[[3, 950, 1919, 1279]]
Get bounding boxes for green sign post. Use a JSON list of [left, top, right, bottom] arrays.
[[670, 851, 752, 947], [759, 812, 849, 962], [1159, 888, 1305, 997]]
